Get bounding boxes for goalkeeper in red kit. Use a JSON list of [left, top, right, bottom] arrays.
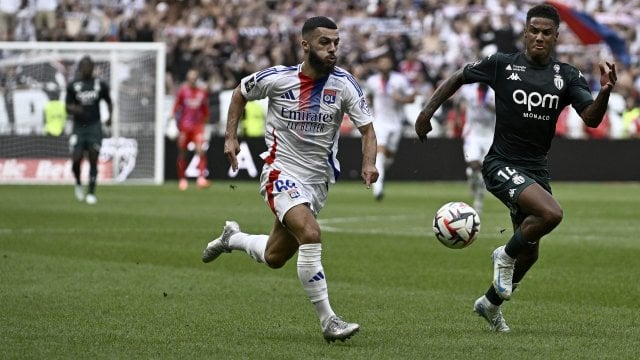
[[172, 68, 211, 190]]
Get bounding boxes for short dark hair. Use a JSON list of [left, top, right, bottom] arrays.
[[79, 55, 94, 66], [301, 16, 337, 37], [527, 4, 560, 28]]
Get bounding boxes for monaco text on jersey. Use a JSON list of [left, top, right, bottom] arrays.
[[76, 90, 100, 105]]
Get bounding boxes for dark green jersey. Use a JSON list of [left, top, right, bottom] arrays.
[[66, 77, 111, 127], [462, 52, 594, 169]]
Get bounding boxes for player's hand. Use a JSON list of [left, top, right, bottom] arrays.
[[599, 62, 617, 91], [415, 110, 433, 142], [68, 104, 83, 115], [361, 163, 379, 189], [224, 137, 241, 171]]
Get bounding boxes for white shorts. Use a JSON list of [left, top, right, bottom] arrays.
[[373, 122, 402, 153], [259, 166, 328, 223], [463, 135, 492, 163]]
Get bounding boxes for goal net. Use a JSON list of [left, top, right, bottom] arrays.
[[0, 42, 165, 184]]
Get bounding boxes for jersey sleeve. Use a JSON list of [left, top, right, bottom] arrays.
[[240, 66, 281, 101], [462, 54, 499, 85], [565, 66, 594, 114], [172, 86, 184, 115], [65, 83, 76, 105], [342, 76, 374, 128], [99, 80, 112, 104]]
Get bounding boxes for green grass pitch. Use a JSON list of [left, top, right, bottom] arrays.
[[1, 181, 639, 359]]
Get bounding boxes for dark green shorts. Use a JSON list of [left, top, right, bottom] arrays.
[[482, 158, 552, 223], [71, 123, 103, 153]]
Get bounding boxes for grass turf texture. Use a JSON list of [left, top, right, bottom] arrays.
[[1, 181, 639, 359]]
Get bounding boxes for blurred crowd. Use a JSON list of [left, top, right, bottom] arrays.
[[1, 0, 639, 138]]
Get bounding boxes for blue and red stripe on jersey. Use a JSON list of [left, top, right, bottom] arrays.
[[298, 72, 328, 113]]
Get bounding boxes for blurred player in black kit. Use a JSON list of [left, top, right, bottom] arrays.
[[66, 55, 113, 204]]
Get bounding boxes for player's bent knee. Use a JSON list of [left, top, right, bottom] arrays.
[[297, 227, 321, 244], [265, 259, 286, 269], [264, 256, 283, 269], [264, 252, 291, 269], [544, 207, 563, 229]]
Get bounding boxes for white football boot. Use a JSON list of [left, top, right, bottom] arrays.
[[321, 315, 360, 343], [202, 221, 239, 263], [74, 185, 84, 202], [492, 245, 515, 300], [85, 194, 97, 205], [473, 296, 511, 333]]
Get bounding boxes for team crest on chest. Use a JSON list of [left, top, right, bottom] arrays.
[[322, 89, 336, 104], [553, 74, 564, 90]]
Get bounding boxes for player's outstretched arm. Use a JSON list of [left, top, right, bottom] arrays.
[[357, 122, 378, 189], [415, 69, 465, 142], [104, 96, 113, 127], [224, 86, 247, 171], [580, 61, 617, 128]]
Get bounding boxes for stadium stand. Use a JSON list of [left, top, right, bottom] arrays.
[[1, 0, 639, 138]]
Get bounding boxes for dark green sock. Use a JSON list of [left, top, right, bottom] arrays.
[[485, 286, 504, 306], [504, 227, 525, 259]]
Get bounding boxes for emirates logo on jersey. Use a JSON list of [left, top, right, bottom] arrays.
[[554, 75, 564, 90]]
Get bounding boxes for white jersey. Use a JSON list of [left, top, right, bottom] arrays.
[[460, 83, 496, 139], [240, 64, 373, 184], [365, 71, 414, 127]]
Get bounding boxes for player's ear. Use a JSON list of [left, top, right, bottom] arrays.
[[301, 39, 310, 52]]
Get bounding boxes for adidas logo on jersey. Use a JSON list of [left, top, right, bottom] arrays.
[[280, 89, 296, 100], [507, 73, 522, 81]]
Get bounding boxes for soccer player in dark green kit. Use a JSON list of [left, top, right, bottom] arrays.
[[66, 56, 113, 205], [415, 4, 617, 332]]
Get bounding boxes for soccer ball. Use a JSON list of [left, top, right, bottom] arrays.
[[432, 201, 480, 249]]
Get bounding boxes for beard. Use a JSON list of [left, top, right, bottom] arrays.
[[308, 48, 335, 75]]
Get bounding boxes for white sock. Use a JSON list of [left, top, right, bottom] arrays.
[[469, 169, 485, 212], [297, 243, 335, 324], [466, 166, 474, 188], [228, 232, 268, 263], [384, 156, 393, 170], [373, 152, 386, 197]]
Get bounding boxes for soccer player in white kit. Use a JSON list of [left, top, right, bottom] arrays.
[[201, 16, 378, 343], [459, 82, 496, 214], [365, 53, 415, 200]]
